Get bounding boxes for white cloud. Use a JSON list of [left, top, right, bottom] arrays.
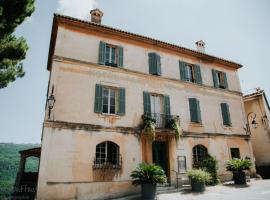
[[57, 0, 98, 20]]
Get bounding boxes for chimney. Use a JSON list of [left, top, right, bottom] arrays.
[[195, 40, 206, 53], [90, 8, 103, 24]]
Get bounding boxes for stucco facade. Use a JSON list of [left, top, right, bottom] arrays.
[[37, 12, 255, 200], [244, 89, 270, 178]]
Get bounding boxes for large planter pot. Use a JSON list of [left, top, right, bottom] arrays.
[[141, 183, 156, 200], [233, 171, 246, 184], [191, 179, 205, 192]]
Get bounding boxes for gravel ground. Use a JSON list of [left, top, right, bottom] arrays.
[[157, 180, 270, 200]]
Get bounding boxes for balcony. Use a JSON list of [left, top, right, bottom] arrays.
[[143, 113, 180, 129]]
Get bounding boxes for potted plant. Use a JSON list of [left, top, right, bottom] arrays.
[[226, 158, 252, 184], [187, 169, 211, 192], [201, 155, 219, 185], [142, 115, 156, 140], [131, 163, 167, 200], [166, 117, 182, 140]]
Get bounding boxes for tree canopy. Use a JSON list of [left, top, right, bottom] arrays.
[[0, 0, 35, 89]]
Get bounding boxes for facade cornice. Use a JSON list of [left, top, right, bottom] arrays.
[[182, 131, 250, 139], [47, 14, 243, 71], [43, 120, 248, 139], [53, 55, 243, 97]]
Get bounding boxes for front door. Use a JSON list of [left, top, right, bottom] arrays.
[[152, 141, 168, 176]]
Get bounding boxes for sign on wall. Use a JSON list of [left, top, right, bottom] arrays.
[[177, 156, 187, 174]]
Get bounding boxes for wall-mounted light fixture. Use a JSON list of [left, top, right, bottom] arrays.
[[246, 112, 258, 135], [47, 94, 56, 119]]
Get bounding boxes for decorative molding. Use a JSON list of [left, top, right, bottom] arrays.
[[53, 55, 243, 96], [182, 131, 250, 139], [43, 120, 249, 139]]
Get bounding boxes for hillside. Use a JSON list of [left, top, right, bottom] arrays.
[[0, 143, 40, 198]]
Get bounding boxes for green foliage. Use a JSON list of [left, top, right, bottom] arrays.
[[0, 0, 35, 88], [0, 143, 40, 198], [201, 155, 219, 185], [187, 169, 211, 184], [142, 115, 156, 140], [130, 163, 167, 186], [226, 158, 252, 172], [166, 117, 182, 140]]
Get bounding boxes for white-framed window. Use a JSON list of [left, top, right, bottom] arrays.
[[216, 71, 226, 88], [193, 144, 208, 167], [95, 141, 120, 166], [102, 87, 117, 114], [185, 65, 195, 82], [105, 44, 117, 66]]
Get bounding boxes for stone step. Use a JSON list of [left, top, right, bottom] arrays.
[[157, 188, 179, 194], [157, 185, 175, 191]]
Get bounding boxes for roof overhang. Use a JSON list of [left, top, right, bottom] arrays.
[[47, 14, 243, 71]]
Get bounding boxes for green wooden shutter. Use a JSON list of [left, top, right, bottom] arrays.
[[221, 103, 231, 126], [196, 99, 202, 123], [189, 98, 201, 123], [99, 41, 106, 65], [148, 53, 155, 74], [156, 54, 162, 75], [212, 69, 218, 88], [223, 72, 228, 89], [149, 53, 161, 75], [179, 60, 186, 81], [117, 88, 125, 115], [143, 91, 151, 114], [118, 46, 124, 68], [194, 64, 202, 84], [94, 84, 103, 113], [163, 95, 171, 116]]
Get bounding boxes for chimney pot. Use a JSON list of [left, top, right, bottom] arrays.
[[196, 40, 206, 53], [90, 8, 103, 24]]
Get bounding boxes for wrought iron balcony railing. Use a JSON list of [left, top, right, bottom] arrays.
[[93, 154, 122, 170], [144, 113, 180, 129]]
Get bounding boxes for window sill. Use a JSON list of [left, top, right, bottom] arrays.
[[105, 62, 118, 67], [149, 73, 161, 76], [99, 113, 121, 118], [189, 122, 203, 127], [223, 125, 233, 130]]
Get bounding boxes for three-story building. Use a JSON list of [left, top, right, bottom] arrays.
[[37, 9, 255, 200]]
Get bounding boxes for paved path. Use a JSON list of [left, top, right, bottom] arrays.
[[158, 180, 270, 200]]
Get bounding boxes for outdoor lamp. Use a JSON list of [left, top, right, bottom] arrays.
[[48, 94, 56, 110], [251, 119, 258, 129], [246, 112, 258, 135]]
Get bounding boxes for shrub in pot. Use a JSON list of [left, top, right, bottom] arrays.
[[187, 169, 211, 192], [201, 155, 219, 185], [226, 158, 252, 184], [131, 163, 167, 200]]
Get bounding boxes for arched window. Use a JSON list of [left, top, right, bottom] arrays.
[[94, 141, 121, 169], [193, 145, 208, 166]]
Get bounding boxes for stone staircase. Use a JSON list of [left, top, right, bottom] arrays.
[[157, 184, 178, 194]]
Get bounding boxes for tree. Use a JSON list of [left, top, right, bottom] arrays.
[[0, 0, 35, 89]]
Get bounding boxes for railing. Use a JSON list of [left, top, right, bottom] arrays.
[[144, 113, 180, 129], [93, 154, 122, 170]]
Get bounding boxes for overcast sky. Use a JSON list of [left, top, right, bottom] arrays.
[[0, 0, 269, 143]]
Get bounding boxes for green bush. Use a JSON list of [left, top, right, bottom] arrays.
[[226, 159, 252, 172], [142, 115, 156, 140], [166, 118, 181, 140], [187, 169, 211, 184], [201, 155, 219, 185], [130, 163, 167, 186]]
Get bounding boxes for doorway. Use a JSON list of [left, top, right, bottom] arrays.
[[152, 141, 168, 176]]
